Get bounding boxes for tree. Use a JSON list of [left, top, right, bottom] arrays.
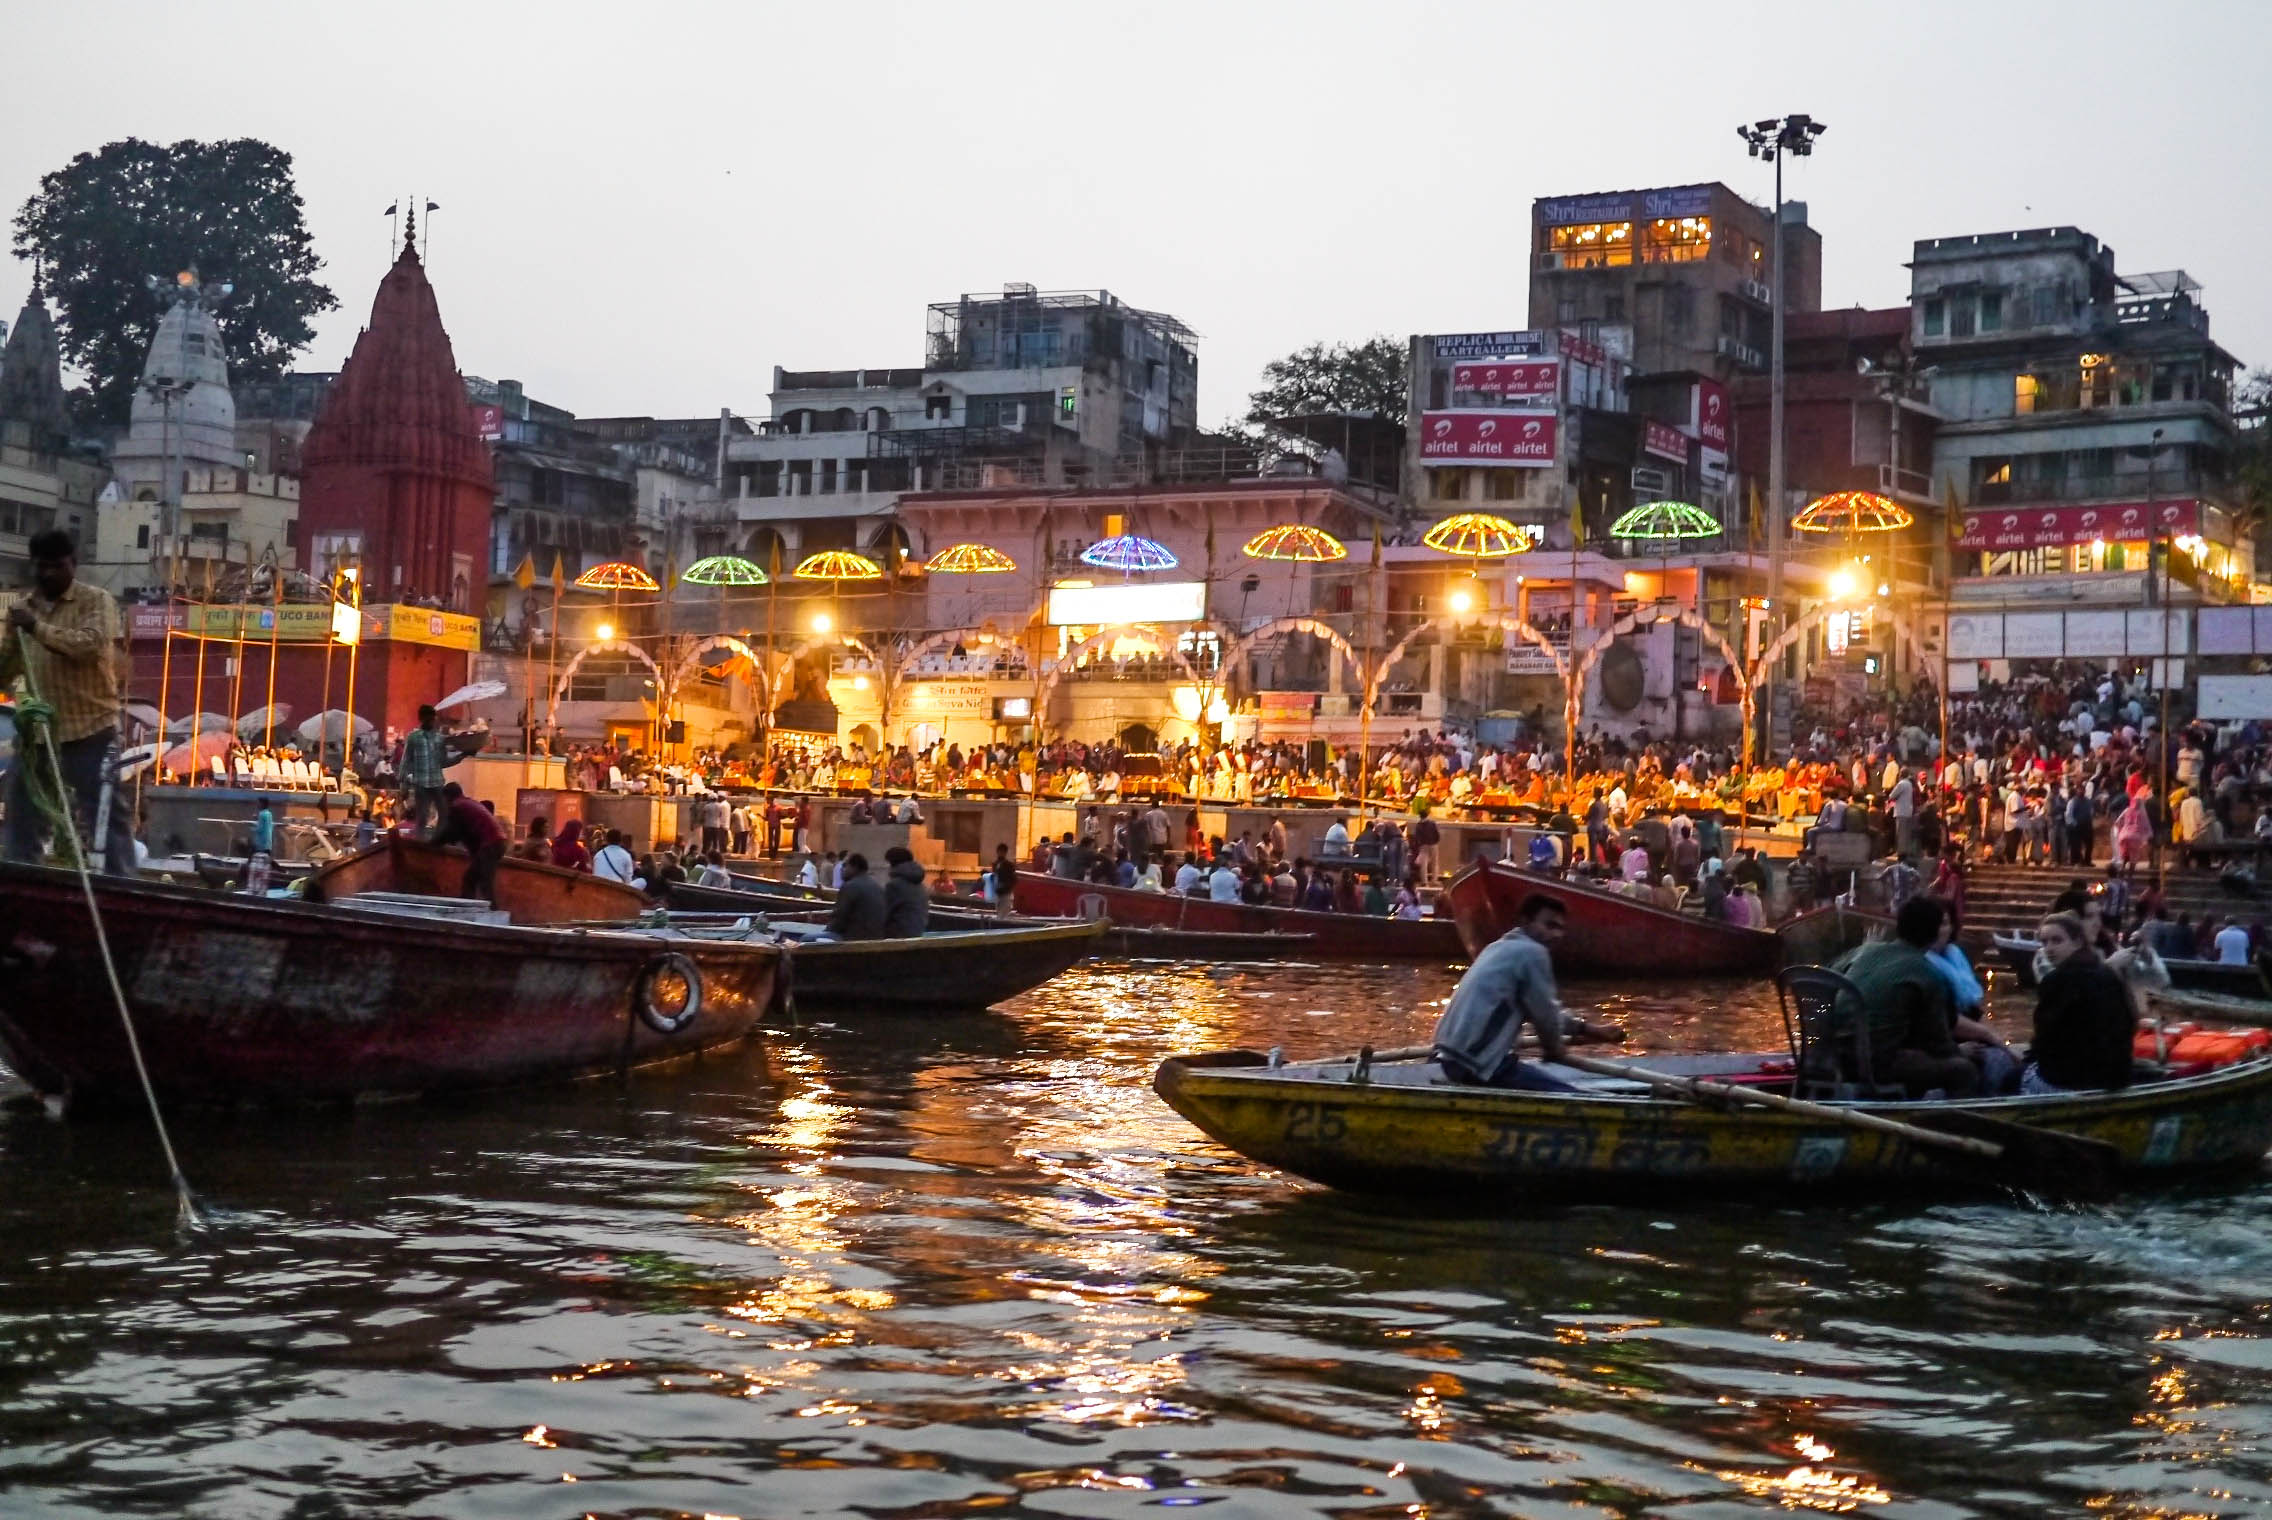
[[1245, 336, 1410, 429], [13, 138, 336, 424]]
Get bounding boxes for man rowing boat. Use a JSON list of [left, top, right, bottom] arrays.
[[1432, 892, 1618, 1090]]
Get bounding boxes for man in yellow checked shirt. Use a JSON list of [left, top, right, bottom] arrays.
[[1, 530, 138, 873]]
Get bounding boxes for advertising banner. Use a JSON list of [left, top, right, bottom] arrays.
[[1451, 359, 1558, 401], [1431, 330, 1548, 360], [363, 604, 481, 651], [1692, 379, 1729, 450], [901, 681, 993, 717], [1418, 410, 1558, 467], [1953, 499, 2198, 550], [1642, 419, 1690, 463], [1535, 184, 1712, 227]]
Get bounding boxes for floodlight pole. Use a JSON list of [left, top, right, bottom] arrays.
[[1737, 112, 1824, 768]]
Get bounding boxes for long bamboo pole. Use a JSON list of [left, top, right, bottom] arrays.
[[261, 556, 283, 750], [190, 559, 213, 774]]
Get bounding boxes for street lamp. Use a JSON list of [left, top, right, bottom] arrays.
[[810, 610, 833, 635], [595, 621, 614, 642], [1736, 111, 1827, 760]]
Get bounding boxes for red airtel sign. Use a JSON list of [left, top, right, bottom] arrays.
[[1419, 410, 1558, 466], [1954, 499, 2199, 550], [1452, 359, 1559, 400]]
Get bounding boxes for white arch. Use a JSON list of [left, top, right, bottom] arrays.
[[1033, 624, 1205, 734], [1364, 611, 1570, 713], [1221, 615, 1364, 688], [893, 626, 991, 679], [547, 638, 663, 727], [1743, 602, 1937, 768]]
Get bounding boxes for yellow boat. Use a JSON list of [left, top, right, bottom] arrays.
[[1152, 1049, 2272, 1200]]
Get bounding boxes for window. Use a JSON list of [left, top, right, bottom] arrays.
[[1604, 295, 1625, 322], [1058, 386, 1077, 420], [1922, 299, 1945, 337], [1557, 297, 1580, 324], [1548, 221, 1633, 267], [135, 523, 150, 548], [1977, 456, 2013, 503], [1435, 468, 1466, 502], [1979, 291, 2003, 332], [1666, 285, 1695, 335], [1488, 471, 1521, 501], [924, 393, 952, 421], [2014, 374, 2041, 414], [1949, 299, 1975, 338], [1639, 215, 1712, 263], [2032, 286, 2060, 327]]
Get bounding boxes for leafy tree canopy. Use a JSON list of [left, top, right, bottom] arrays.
[[1245, 336, 1410, 429], [13, 137, 336, 425]]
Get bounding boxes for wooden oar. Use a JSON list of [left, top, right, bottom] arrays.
[[1558, 1052, 2121, 1194]]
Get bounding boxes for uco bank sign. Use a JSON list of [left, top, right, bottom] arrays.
[[1419, 410, 1558, 467]]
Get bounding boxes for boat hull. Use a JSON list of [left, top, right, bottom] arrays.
[[1444, 860, 1781, 977], [668, 877, 1011, 928], [0, 861, 776, 1106], [781, 921, 1103, 1010], [1993, 934, 2272, 998], [1775, 903, 1893, 967], [1011, 871, 1463, 961], [1154, 1049, 2272, 1200], [305, 836, 651, 925]]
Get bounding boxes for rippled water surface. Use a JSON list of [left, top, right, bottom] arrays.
[[5, 960, 2272, 1518]]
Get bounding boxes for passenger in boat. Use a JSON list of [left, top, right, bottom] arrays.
[[1836, 895, 1979, 1098], [1174, 854, 1206, 895], [550, 818, 590, 872], [400, 706, 450, 839], [516, 815, 552, 863], [1208, 855, 1242, 903], [1618, 837, 1652, 883], [592, 828, 639, 886], [2023, 912, 2137, 1094], [822, 853, 886, 940], [882, 847, 929, 936], [695, 852, 733, 888], [433, 783, 507, 904], [989, 844, 1020, 910], [1431, 893, 1586, 1090]]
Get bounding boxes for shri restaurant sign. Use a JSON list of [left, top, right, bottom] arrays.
[[1419, 411, 1558, 467], [1954, 499, 2198, 550]]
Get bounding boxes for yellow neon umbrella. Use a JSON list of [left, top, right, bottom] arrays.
[[924, 542, 1018, 573], [792, 550, 883, 581], [1241, 524, 1348, 562], [1423, 511, 1534, 559]]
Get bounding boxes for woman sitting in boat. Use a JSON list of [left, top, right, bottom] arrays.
[[1431, 893, 1617, 1090], [2022, 912, 2138, 1095], [549, 818, 590, 872]]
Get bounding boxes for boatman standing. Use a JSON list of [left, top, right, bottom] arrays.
[[1431, 892, 1617, 1090], [0, 529, 137, 873]]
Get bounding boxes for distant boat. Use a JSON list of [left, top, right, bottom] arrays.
[[1012, 870, 1463, 961], [305, 835, 650, 925], [0, 858, 777, 1108], [1443, 860, 1780, 977]]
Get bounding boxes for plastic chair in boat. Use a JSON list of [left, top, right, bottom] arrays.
[[1775, 965, 1905, 1101]]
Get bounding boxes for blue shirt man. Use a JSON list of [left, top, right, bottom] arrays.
[[251, 800, 276, 855], [1432, 893, 1576, 1090]]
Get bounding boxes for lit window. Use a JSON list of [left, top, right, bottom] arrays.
[[1549, 221, 1633, 267], [2014, 375, 2041, 415], [1641, 215, 1713, 263]]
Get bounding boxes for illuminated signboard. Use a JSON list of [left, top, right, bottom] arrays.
[[1044, 580, 1207, 627]]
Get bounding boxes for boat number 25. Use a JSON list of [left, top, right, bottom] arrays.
[[1282, 1103, 1349, 1143]]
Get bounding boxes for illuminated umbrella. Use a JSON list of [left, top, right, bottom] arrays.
[[1791, 490, 1913, 535], [435, 679, 508, 710], [297, 710, 375, 745], [1608, 501, 1722, 541], [1423, 511, 1534, 560], [1078, 534, 1178, 572], [165, 711, 233, 739], [162, 731, 235, 773], [573, 561, 661, 591], [680, 554, 769, 587], [1241, 524, 1348, 563], [924, 542, 1018, 573], [235, 703, 294, 740], [793, 550, 883, 581]]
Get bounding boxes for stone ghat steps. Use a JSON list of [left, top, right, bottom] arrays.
[[1951, 864, 2265, 937]]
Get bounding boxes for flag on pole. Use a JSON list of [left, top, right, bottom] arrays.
[[1568, 491, 1584, 547], [513, 553, 536, 590], [549, 552, 566, 593], [1747, 479, 1765, 549], [1943, 476, 1964, 540]]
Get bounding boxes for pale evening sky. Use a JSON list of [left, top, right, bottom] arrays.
[[5, 1, 2267, 425]]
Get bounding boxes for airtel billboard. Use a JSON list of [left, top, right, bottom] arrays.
[[1419, 410, 1558, 467], [1692, 379, 1729, 449], [1452, 359, 1559, 402]]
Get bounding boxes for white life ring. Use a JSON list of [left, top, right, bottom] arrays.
[[636, 952, 705, 1034]]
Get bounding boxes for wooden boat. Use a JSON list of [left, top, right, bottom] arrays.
[[1098, 926, 1319, 960], [0, 859, 777, 1108], [667, 875, 1012, 928], [1442, 859, 1780, 977], [1991, 932, 2272, 998], [305, 835, 650, 926], [1153, 1046, 2272, 1199], [764, 919, 1103, 1010], [1011, 870, 1464, 961], [192, 852, 319, 890], [1775, 902, 1893, 967]]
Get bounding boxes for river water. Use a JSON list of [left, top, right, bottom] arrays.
[[4, 960, 2271, 1517]]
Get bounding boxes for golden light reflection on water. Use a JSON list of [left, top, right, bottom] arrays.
[[1714, 1434, 1891, 1512]]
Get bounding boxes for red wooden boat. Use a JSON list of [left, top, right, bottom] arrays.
[[0, 859, 777, 1108], [1442, 859, 1780, 978], [1011, 870, 1464, 961], [305, 834, 650, 925]]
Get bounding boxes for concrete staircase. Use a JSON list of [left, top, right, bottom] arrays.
[[1956, 860, 2268, 943]]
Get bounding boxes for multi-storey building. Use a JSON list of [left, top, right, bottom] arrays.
[[0, 285, 105, 588], [1913, 226, 2251, 689], [719, 286, 1199, 573]]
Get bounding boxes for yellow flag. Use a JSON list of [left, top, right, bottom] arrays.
[[1943, 476, 1964, 541], [548, 552, 566, 593], [513, 553, 536, 590], [1747, 479, 1764, 548], [1568, 491, 1584, 546]]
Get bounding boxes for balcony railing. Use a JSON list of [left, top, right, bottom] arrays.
[[1973, 468, 2217, 507]]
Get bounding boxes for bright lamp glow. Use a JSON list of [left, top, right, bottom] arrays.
[[810, 611, 833, 634], [1044, 580, 1207, 626], [1447, 586, 1476, 615], [1827, 570, 1856, 600], [595, 622, 615, 641]]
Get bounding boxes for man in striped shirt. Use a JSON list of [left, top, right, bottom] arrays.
[[2, 530, 137, 872]]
